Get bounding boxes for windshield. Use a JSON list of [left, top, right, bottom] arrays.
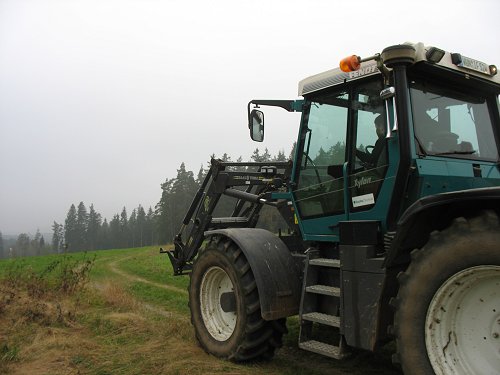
[[410, 81, 498, 161]]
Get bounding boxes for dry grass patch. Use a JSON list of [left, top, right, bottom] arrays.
[[0, 288, 92, 374], [98, 281, 140, 311]]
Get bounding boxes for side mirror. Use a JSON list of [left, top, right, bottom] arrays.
[[249, 109, 264, 142]]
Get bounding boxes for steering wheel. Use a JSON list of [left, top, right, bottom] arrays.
[[357, 145, 376, 170]]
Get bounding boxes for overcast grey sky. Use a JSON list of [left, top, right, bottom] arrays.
[[1, 0, 499, 235]]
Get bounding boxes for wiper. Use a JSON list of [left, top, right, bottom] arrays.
[[433, 150, 477, 156], [303, 128, 313, 169]]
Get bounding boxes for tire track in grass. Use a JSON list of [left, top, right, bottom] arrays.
[[107, 255, 188, 295], [94, 254, 190, 322]]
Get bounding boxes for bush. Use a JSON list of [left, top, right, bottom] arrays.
[[0, 252, 96, 297]]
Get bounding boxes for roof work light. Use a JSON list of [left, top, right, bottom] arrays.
[[425, 47, 445, 63]]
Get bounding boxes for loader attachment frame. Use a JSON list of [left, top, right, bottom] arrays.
[[164, 158, 293, 275]]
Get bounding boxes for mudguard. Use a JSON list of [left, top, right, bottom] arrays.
[[205, 228, 302, 320], [386, 186, 500, 267]]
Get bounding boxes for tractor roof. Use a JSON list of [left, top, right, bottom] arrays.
[[298, 42, 500, 96]]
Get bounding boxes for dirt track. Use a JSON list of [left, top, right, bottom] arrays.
[[107, 255, 188, 295]]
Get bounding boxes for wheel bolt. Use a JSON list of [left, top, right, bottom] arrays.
[[493, 333, 499, 339]]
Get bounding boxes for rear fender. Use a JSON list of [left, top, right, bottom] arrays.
[[205, 228, 302, 320], [386, 187, 500, 267]]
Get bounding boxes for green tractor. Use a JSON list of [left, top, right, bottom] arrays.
[[165, 42, 500, 374]]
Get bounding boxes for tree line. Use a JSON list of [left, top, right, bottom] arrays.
[[1, 146, 294, 258], [0, 230, 47, 258], [52, 202, 158, 253]]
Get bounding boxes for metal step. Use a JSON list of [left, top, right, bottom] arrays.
[[302, 312, 340, 327], [305, 285, 340, 297], [299, 340, 346, 359], [309, 258, 340, 268]]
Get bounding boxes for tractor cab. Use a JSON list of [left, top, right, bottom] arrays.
[[250, 42, 500, 241]]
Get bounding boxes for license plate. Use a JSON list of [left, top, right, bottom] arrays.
[[453, 53, 490, 75]]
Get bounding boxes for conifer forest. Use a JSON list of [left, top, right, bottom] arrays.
[[0, 147, 295, 258]]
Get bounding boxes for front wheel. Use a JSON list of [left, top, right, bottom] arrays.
[[188, 236, 286, 361], [394, 210, 500, 375]]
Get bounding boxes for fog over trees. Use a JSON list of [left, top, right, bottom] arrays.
[[1, 147, 293, 258]]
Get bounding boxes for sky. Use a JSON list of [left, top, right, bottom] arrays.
[[1, 0, 499, 235]]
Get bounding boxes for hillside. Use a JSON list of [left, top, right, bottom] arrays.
[[0, 247, 399, 374]]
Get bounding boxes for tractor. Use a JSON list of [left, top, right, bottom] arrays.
[[164, 42, 500, 375]]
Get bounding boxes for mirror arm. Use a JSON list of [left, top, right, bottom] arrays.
[[248, 99, 302, 113]]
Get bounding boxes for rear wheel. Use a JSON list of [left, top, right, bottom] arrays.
[[189, 236, 286, 361], [394, 210, 500, 375]]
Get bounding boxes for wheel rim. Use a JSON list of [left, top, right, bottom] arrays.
[[426, 265, 500, 375], [199, 266, 237, 341]]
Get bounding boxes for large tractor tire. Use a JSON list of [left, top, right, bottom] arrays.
[[188, 235, 287, 361], [394, 210, 500, 375]]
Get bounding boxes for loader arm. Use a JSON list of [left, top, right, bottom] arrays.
[[164, 158, 293, 275]]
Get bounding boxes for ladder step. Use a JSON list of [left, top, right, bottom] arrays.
[[306, 285, 340, 297], [302, 312, 340, 327], [299, 340, 346, 360], [309, 258, 340, 268]]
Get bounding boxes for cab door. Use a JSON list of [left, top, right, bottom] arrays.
[[292, 78, 393, 241]]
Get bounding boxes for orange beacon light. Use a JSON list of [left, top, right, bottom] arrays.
[[339, 55, 361, 72]]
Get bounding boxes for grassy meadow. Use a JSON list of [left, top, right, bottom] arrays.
[[0, 246, 399, 375]]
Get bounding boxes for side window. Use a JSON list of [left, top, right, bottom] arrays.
[[349, 81, 388, 210], [294, 95, 348, 218], [294, 80, 389, 218]]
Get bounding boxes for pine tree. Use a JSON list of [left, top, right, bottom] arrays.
[[87, 204, 102, 250], [205, 153, 216, 175], [145, 207, 155, 246], [274, 149, 287, 162], [136, 205, 146, 247], [156, 162, 198, 244], [129, 208, 137, 247], [76, 202, 89, 251], [196, 165, 205, 186], [329, 141, 346, 165], [173, 163, 198, 237], [289, 142, 297, 160], [109, 214, 121, 248], [251, 148, 262, 162], [52, 221, 64, 252], [120, 207, 129, 248], [262, 148, 271, 162], [64, 204, 78, 252], [156, 178, 175, 244], [99, 218, 110, 249]]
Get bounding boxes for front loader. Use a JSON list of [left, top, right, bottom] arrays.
[[165, 42, 500, 374]]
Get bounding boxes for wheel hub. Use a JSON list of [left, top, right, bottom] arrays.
[[426, 265, 500, 375], [199, 266, 237, 341]]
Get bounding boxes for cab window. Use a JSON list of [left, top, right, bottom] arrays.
[[410, 81, 498, 161]]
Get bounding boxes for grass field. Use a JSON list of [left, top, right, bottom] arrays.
[[0, 247, 400, 375]]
